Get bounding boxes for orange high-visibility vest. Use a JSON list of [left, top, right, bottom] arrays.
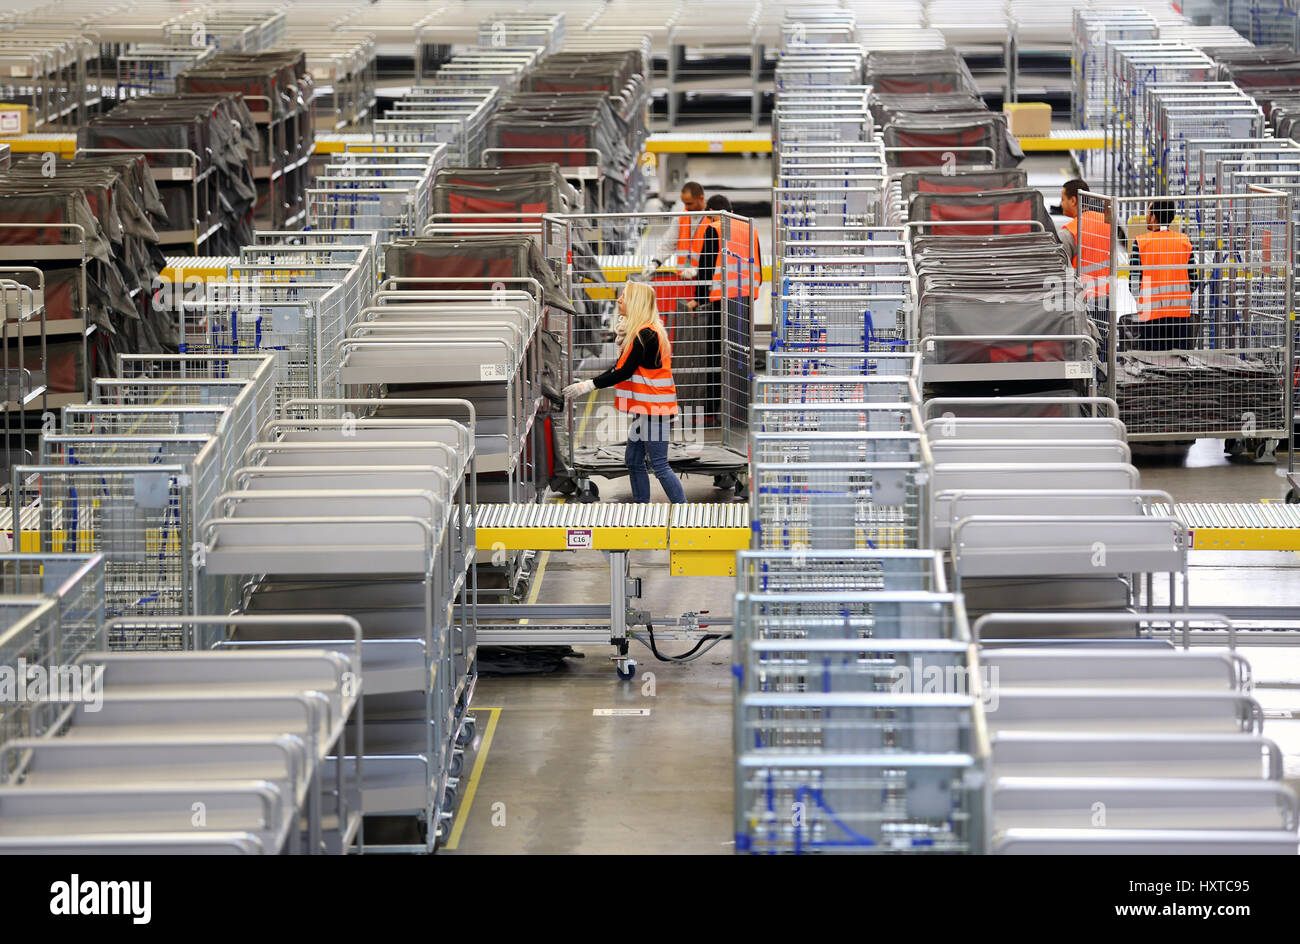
[[686, 216, 717, 271], [709, 216, 762, 301], [1065, 209, 1112, 298], [676, 213, 706, 264], [1136, 228, 1193, 322], [613, 323, 679, 416]]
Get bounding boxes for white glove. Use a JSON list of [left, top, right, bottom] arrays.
[[679, 265, 698, 281], [640, 260, 660, 279], [563, 379, 595, 399]]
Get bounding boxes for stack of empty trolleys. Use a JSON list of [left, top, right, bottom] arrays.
[[13, 352, 277, 623], [891, 30, 1296, 856], [740, 18, 1300, 855], [738, 24, 986, 855], [927, 398, 1297, 854], [1, 350, 368, 854], [771, 38, 910, 355], [189, 238, 491, 849], [737, 340, 989, 853], [196, 391, 477, 852], [307, 139, 448, 277], [172, 229, 380, 413]]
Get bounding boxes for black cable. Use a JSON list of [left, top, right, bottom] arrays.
[[635, 622, 732, 663]]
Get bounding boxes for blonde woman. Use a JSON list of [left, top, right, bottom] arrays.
[[563, 282, 687, 503]]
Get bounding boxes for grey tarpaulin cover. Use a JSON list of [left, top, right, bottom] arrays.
[[1116, 350, 1285, 435], [870, 92, 985, 127], [80, 92, 260, 254]]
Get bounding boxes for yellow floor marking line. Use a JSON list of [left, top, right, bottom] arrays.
[[443, 706, 503, 851], [577, 388, 597, 439]]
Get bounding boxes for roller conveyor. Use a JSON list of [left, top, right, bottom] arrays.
[[1149, 502, 1300, 551], [160, 256, 238, 282], [474, 502, 749, 576]]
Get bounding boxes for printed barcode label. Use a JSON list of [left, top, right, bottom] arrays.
[[593, 708, 650, 716], [708, 141, 723, 153], [480, 363, 507, 381]]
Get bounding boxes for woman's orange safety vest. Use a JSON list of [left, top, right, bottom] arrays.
[[1064, 209, 1112, 298], [613, 323, 679, 416], [1136, 229, 1193, 322]]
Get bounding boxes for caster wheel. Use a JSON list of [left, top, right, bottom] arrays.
[[550, 476, 577, 496], [1257, 440, 1278, 462], [448, 751, 464, 779], [616, 661, 637, 681], [713, 473, 738, 491], [443, 787, 457, 811], [577, 481, 600, 503], [1224, 438, 1244, 456], [1286, 487, 1300, 505], [458, 719, 476, 746]]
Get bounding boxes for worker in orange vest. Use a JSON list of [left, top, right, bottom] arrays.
[[563, 282, 687, 503], [1059, 177, 1113, 299], [700, 194, 762, 314], [643, 180, 707, 281], [1128, 199, 1198, 351]]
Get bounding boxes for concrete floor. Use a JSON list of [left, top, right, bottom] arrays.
[[442, 152, 1300, 855]]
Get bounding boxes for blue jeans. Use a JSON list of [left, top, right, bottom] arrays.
[[625, 413, 686, 504]]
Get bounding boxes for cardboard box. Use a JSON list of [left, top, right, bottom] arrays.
[[1002, 101, 1051, 139], [0, 103, 28, 137]]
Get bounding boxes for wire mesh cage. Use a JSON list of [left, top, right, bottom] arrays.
[[0, 552, 104, 667], [1079, 189, 1294, 443], [557, 211, 757, 474], [732, 589, 988, 854], [749, 429, 931, 551]]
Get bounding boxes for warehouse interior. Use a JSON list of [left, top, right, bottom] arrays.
[[0, 0, 1299, 858]]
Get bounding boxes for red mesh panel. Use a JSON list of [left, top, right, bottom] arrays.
[[47, 350, 79, 393], [924, 196, 1033, 236], [875, 76, 956, 94], [650, 273, 692, 312], [447, 191, 548, 219], [399, 253, 517, 290], [0, 209, 64, 247], [893, 126, 987, 167], [43, 277, 77, 321], [917, 177, 1013, 195]]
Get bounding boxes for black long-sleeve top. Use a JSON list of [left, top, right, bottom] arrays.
[[696, 224, 720, 304], [592, 326, 663, 389]]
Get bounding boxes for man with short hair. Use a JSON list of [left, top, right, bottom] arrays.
[[1129, 199, 1198, 351], [1059, 178, 1112, 295], [644, 181, 707, 279]]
